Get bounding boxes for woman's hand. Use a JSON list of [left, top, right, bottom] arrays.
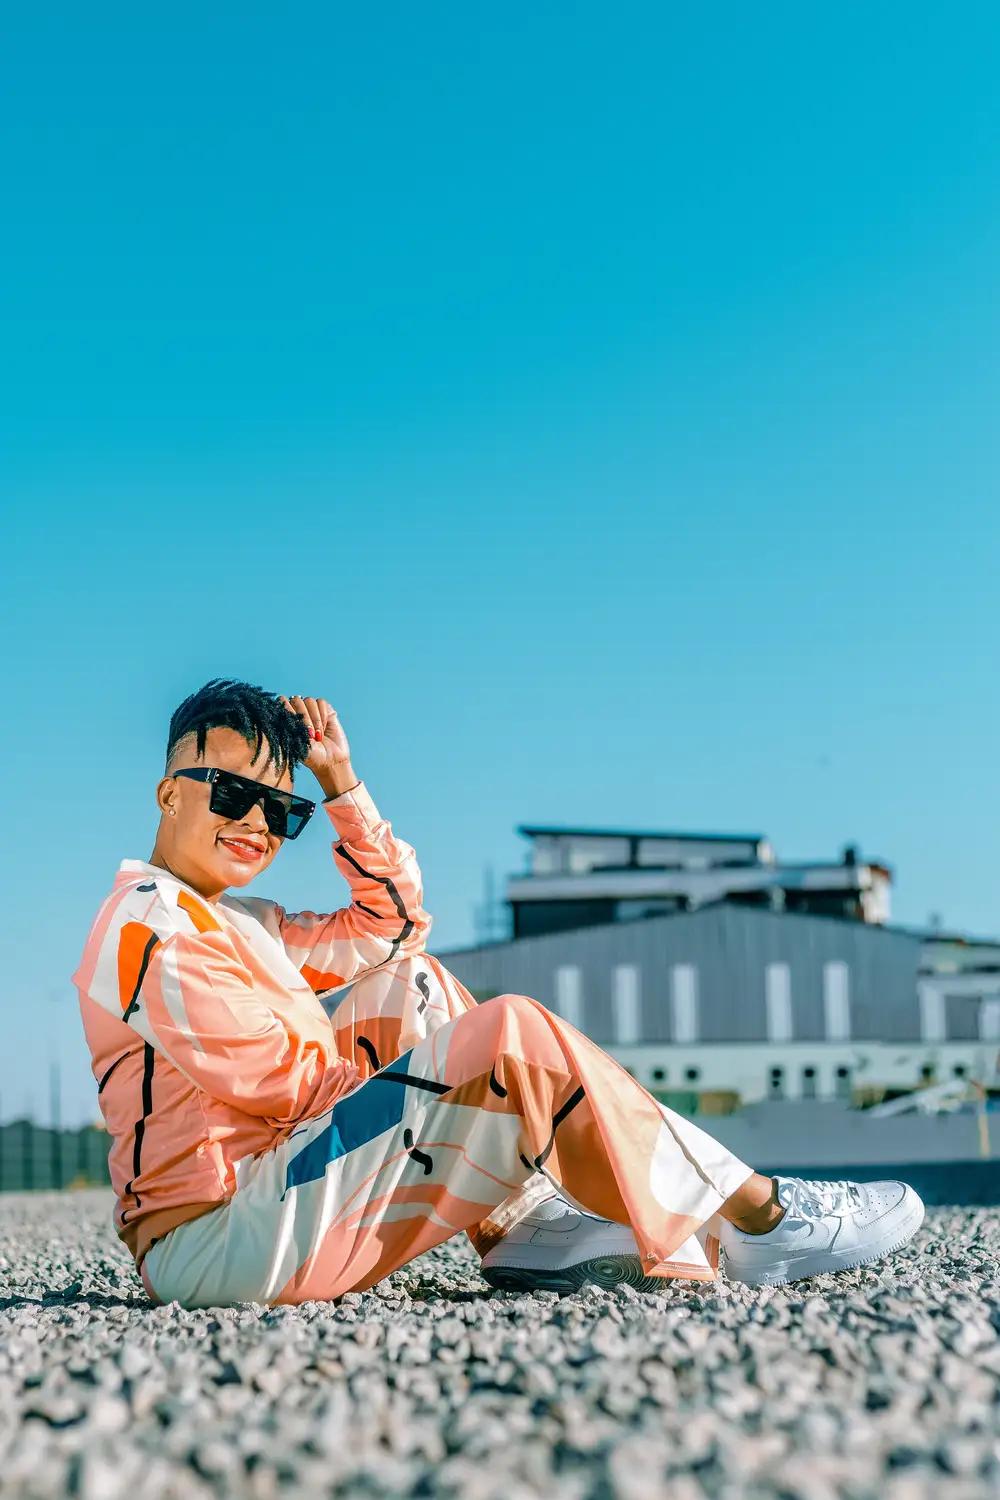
[[281, 696, 359, 800]]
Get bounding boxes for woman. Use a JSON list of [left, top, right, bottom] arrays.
[[74, 680, 923, 1308]]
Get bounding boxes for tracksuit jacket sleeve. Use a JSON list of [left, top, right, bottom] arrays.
[[123, 927, 354, 1126], [272, 783, 432, 992]]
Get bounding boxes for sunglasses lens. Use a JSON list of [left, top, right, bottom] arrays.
[[283, 807, 308, 839], [209, 778, 258, 823], [207, 772, 313, 840], [261, 793, 289, 839]]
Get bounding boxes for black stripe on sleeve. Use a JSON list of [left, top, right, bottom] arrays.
[[334, 844, 415, 961]]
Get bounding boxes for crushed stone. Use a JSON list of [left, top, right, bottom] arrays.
[[1, 1191, 999, 1498]]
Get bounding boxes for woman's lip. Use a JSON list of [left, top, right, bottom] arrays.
[[219, 838, 266, 862]]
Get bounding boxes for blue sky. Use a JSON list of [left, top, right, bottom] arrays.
[[2, 3, 999, 1122]]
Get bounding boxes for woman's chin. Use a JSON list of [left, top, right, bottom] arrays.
[[219, 861, 262, 887]]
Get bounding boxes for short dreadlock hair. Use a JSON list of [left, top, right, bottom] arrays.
[[166, 679, 311, 779]]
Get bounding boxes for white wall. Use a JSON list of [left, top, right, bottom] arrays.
[[554, 965, 582, 1028], [765, 963, 793, 1043], [823, 962, 851, 1041], [607, 1040, 999, 1104], [670, 964, 699, 1043], [981, 1000, 1000, 1043], [612, 964, 641, 1045]]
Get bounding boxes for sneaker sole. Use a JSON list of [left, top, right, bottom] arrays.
[[724, 1198, 926, 1288], [481, 1253, 663, 1296]]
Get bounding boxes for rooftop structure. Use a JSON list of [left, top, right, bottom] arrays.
[[508, 825, 892, 939]]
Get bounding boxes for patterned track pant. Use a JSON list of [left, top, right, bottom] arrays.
[[143, 957, 751, 1307]]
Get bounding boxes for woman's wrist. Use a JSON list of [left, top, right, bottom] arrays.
[[315, 762, 360, 801]]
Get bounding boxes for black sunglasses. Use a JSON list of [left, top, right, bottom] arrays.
[[172, 768, 316, 840]]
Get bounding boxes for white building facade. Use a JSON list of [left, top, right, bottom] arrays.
[[440, 904, 1000, 1107]]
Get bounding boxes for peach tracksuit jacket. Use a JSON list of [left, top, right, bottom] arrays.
[[74, 784, 750, 1307]]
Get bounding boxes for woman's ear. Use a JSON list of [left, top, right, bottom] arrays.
[[156, 775, 178, 817]]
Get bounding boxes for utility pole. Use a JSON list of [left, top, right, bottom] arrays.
[[48, 989, 63, 1191], [50, 1059, 63, 1191]]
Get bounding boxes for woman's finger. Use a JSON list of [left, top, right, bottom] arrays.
[[287, 695, 321, 743], [302, 696, 323, 736]]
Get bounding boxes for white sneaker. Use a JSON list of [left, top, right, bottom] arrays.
[[480, 1197, 661, 1294], [720, 1176, 925, 1287]]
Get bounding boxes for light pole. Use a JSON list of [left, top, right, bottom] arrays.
[[48, 990, 64, 1191]]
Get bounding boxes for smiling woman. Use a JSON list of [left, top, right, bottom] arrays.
[[72, 679, 923, 1309]]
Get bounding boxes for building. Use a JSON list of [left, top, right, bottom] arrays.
[[439, 865, 1000, 1112], [509, 825, 892, 939], [918, 935, 1000, 1046]]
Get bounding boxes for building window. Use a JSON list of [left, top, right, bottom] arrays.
[[684, 1067, 700, 1083], [823, 963, 851, 1042], [765, 963, 793, 1043], [554, 966, 582, 1029], [953, 1064, 967, 1078], [835, 1064, 852, 1101], [802, 1066, 817, 1099], [671, 965, 699, 1044], [920, 1063, 935, 1083], [612, 965, 641, 1045], [769, 1066, 785, 1099], [652, 1067, 666, 1083]]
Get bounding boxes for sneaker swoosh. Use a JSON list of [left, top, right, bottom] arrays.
[[759, 1221, 817, 1249]]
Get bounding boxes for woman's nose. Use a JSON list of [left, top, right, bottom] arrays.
[[241, 800, 269, 832]]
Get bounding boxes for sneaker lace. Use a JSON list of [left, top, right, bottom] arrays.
[[780, 1179, 862, 1218]]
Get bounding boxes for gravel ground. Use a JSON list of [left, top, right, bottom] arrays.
[[1, 1193, 1000, 1500]]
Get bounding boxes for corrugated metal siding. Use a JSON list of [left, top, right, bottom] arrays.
[[437, 906, 923, 1045]]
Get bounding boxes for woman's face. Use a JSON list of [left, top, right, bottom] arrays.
[[154, 727, 294, 898]]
